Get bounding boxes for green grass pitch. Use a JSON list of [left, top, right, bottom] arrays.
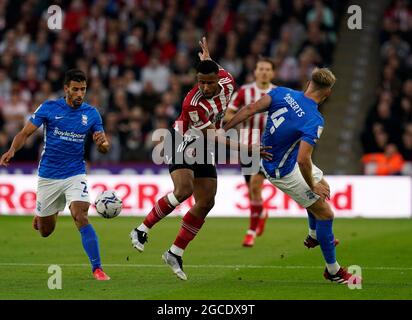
[[0, 215, 411, 300]]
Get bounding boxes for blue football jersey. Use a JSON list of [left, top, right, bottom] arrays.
[[30, 98, 104, 179], [261, 87, 324, 178]]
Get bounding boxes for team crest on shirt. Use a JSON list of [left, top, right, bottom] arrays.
[[189, 111, 200, 123], [82, 114, 88, 126]]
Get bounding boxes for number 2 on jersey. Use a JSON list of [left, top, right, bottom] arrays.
[[269, 107, 288, 134]]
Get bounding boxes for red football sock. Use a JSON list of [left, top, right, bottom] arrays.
[[249, 201, 263, 232], [173, 212, 205, 250], [143, 196, 176, 228]]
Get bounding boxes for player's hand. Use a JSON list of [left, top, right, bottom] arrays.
[[0, 148, 15, 167], [93, 131, 107, 147], [259, 145, 272, 161], [198, 36, 211, 61], [312, 183, 330, 201], [93, 131, 109, 149], [248, 144, 272, 161]]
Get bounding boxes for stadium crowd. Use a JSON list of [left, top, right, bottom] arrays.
[[0, 0, 345, 164], [361, 0, 412, 175]]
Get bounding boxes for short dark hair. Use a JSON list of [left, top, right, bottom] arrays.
[[64, 69, 87, 85], [256, 56, 276, 70], [196, 60, 219, 75]]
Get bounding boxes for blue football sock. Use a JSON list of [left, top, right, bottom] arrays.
[[307, 210, 317, 231], [316, 219, 336, 264], [79, 224, 101, 272]]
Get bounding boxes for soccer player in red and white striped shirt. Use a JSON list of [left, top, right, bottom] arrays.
[[130, 38, 271, 280], [225, 58, 277, 247]]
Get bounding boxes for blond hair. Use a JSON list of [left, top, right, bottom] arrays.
[[311, 68, 336, 90]]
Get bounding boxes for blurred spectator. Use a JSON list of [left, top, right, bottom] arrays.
[[220, 48, 243, 80], [0, 130, 8, 155], [91, 112, 121, 163], [362, 143, 404, 175], [0, 0, 346, 164], [400, 124, 412, 161], [1, 87, 29, 137], [0, 67, 11, 102], [206, 0, 235, 35], [141, 56, 170, 94], [306, 0, 336, 42], [362, 0, 412, 175], [381, 32, 411, 61], [237, 0, 266, 29]]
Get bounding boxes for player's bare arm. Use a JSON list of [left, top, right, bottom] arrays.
[[297, 140, 330, 200], [201, 123, 272, 161], [223, 94, 272, 131], [0, 121, 38, 167], [93, 131, 110, 154], [223, 108, 237, 124]]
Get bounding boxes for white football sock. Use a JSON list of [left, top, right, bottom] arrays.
[[309, 229, 317, 239], [170, 244, 184, 257], [137, 223, 149, 233], [326, 262, 341, 275]]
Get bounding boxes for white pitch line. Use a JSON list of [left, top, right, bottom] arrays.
[[0, 263, 411, 271]]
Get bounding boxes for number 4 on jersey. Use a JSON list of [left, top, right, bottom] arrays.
[[269, 107, 288, 134]]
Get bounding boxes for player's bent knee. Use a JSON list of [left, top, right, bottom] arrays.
[[308, 200, 334, 220], [250, 186, 263, 201], [174, 186, 193, 202], [197, 199, 215, 213]]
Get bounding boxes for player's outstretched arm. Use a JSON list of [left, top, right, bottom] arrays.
[[223, 108, 237, 124], [223, 95, 271, 131], [93, 131, 110, 154], [0, 121, 38, 167], [202, 124, 272, 161]]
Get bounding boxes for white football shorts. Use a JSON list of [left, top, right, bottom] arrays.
[[261, 163, 324, 208], [36, 174, 90, 217]]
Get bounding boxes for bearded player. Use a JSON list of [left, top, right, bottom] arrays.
[[0, 69, 111, 280]]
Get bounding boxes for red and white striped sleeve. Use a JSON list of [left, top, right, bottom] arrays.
[[228, 87, 245, 111]]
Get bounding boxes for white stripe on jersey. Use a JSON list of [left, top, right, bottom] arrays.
[[218, 93, 226, 115], [275, 139, 301, 178], [198, 102, 210, 115], [244, 86, 252, 106], [227, 84, 234, 99], [208, 98, 219, 117], [190, 90, 202, 106], [219, 77, 232, 85], [39, 124, 47, 171]]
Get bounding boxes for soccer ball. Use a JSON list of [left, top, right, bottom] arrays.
[[94, 190, 123, 219]]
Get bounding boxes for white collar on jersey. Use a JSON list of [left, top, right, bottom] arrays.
[[205, 82, 224, 100]]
